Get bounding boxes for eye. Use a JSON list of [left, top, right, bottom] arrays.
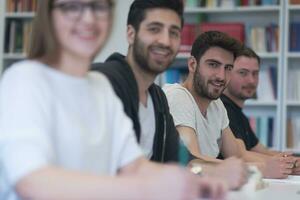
[[253, 71, 259, 78], [59, 2, 81, 12], [170, 30, 180, 39], [238, 70, 248, 76], [92, 2, 110, 12], [208, 62, 218, 68], [148, 27, 160, 33]]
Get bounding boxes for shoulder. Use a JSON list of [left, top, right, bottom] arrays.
[[163, 83, 192, 101], [1, 60, 49, 86], [88, 71, 114, 92], [150, 84, 166, 98], [92, 60, 135, 91], [3, 60, 46, 76], [92, 60, 126, 80]]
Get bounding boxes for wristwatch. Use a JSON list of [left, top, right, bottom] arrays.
[[190, 165, 203, 176]]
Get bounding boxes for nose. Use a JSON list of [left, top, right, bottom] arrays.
[[157, 29, 171, 47], [215, 67, 226, 81], [80, 7, 96, 23], [247, 74, 257, 84]]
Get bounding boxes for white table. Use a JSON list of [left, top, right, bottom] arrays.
[[227, 176, 300, 200]]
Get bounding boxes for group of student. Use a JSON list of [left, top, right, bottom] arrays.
[[0, 0, 299, 199]]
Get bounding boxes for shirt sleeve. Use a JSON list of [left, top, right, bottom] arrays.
[[164, 87, 196, 131], [103, 78, 143, 172], [0, 64, 53, 186]]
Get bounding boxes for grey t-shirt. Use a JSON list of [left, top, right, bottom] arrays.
[[163, 83, 229, 158], [139, 94, 155, 159]]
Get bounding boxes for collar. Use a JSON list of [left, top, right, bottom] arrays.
[[220, 94, 242, 111]]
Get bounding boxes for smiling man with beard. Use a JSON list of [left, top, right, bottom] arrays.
[[164, 34, 298, 179], [221, 46, 300, 177], [92, 0, 183, 162], [164, 31, 243, 162]]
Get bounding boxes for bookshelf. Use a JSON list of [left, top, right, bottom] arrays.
[[282, 0, 300, 152], [0, 0, 36, 72], [162, 0, 284, 150]]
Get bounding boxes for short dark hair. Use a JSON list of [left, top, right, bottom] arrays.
[[236, 46, 261, 64], [191, 31, 242, 63], [127, 0, 184, 31]]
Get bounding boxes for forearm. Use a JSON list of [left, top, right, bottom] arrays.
[[251, 143, 280, 156], [188, 158, 221, 175], [189, 155, 222, 164], [241, 150, 269, 163], [16, 166, 143, 200]]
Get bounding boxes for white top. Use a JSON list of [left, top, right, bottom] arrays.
[[139, 94, 155, 159], [163, 83, 229, 158], [0, 60, 142, 200]]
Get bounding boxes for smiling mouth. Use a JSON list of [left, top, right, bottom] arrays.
[[150, 46, 172, 57], [76, 30, 98, 40], [211, 82, 225, 89]]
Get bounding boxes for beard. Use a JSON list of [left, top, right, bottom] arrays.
[[132, 35, 176, 76], [193, 67, 226, 100], [227, 84, 257, 101]]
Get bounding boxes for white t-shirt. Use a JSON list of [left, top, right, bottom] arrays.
[[139, 94, 155, 159], [163, 83, 229, 158], [0, 60, 142, 200]]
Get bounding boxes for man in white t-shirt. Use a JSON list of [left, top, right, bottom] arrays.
[[164, 31, 243, 163], [164, 31, 297, 179]]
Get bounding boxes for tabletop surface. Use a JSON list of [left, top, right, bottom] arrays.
[[227, 175, 300, 200]]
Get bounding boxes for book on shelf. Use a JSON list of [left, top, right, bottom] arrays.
[[248, 116, 275, 147], [241, 0, 279, 6], [6, 0, 37, 12], [286, 117, 300, 149], [290, 22, 300, 52], [184, 0, 278, 8], [4, 19, 33, 54], [180, 24, 198, 53], [246, 24, 279, 53], [256, 66, 277, 101], [287, 68, 300, 101], [200, 22, 245, 43], [290, 0, 300, 5], [185, 0, 200, 7], [181, 22, 278, 53]]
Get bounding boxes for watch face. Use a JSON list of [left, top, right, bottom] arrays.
[[191, 166, 202, 175]]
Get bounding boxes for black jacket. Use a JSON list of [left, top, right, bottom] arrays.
[[92, 53, 179, 162]]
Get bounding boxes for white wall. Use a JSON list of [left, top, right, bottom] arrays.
[[94, 0, 134, 62]]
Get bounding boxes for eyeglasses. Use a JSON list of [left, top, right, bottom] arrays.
[[52, 1, 112, 21]]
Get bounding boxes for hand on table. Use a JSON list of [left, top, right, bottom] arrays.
[[263, 154, 296, 179]]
